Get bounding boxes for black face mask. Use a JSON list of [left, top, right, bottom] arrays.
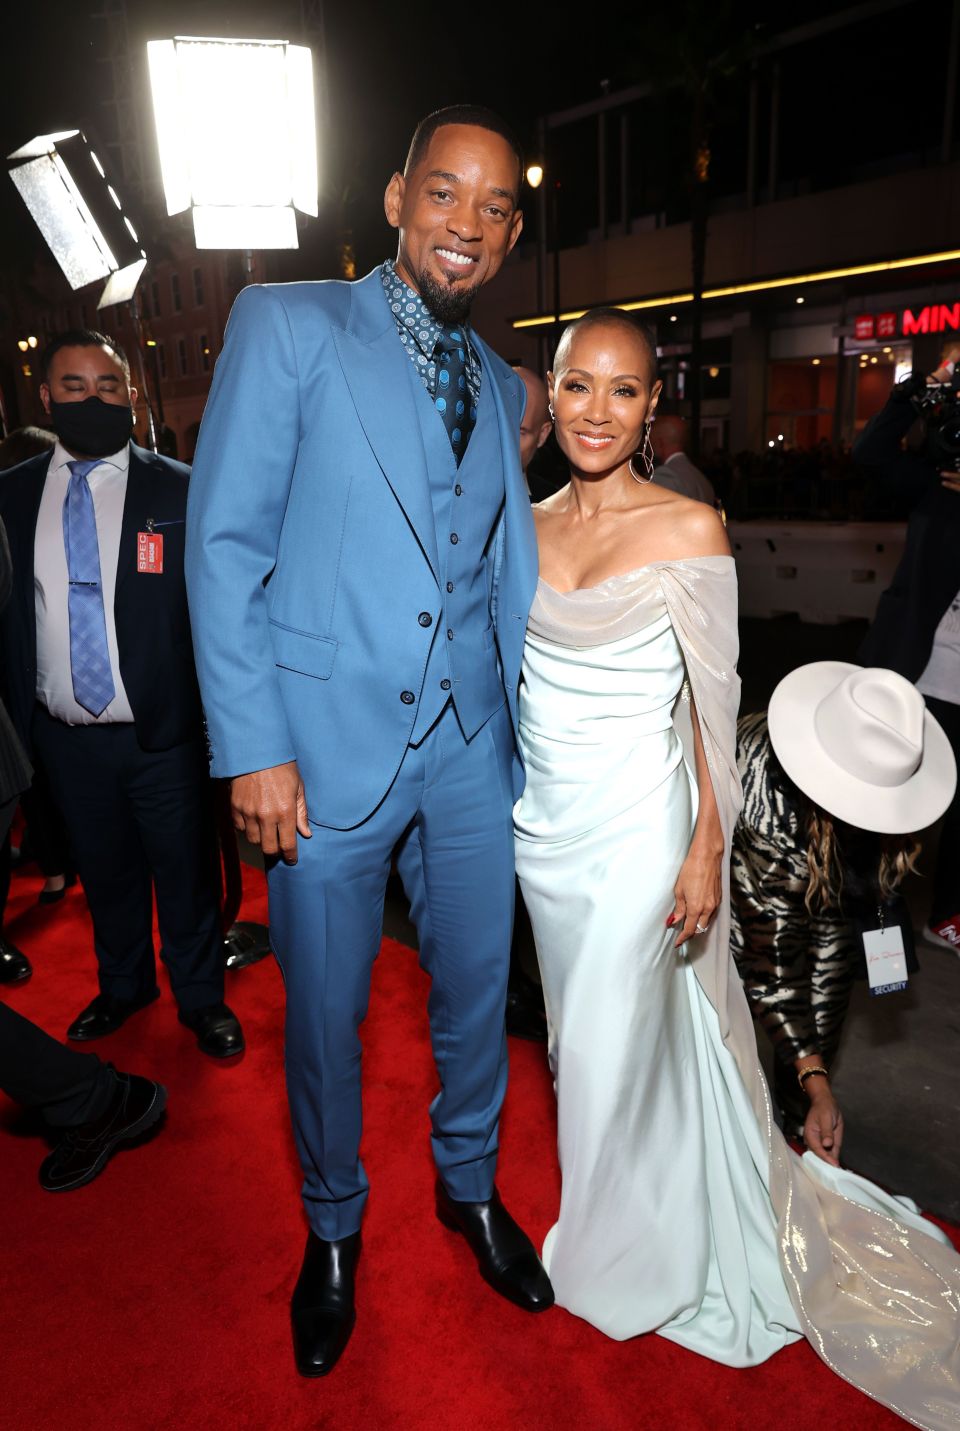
[[49, 395, 134, 458]]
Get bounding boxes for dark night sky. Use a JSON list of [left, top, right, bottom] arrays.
[[0, 0, 953, 284]]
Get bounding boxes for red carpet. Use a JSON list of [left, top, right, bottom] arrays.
[[2, 865, 954, 1431]]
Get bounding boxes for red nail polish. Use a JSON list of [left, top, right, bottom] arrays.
[[666, 915, 675, 927]]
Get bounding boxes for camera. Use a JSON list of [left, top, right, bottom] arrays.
[[897, 368, 960, 472]]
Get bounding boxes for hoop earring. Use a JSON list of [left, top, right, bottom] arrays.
[[548, 402, 555, 421], [629, 421, 655, 484]]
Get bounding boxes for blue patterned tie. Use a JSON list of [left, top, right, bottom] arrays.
[[63, 459, 115, 717], [434, 326, 476, 464]]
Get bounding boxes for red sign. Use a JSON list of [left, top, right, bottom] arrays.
[[852, 303, 960, 339], [903, 303, 960, 335]]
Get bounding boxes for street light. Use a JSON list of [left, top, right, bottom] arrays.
[[525, 163, 544, 189], [147, 36, 318, 250], [6, 131, 147, 307]]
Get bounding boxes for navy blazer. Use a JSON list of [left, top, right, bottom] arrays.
[[0, 443, 204, 753], [186, 268, 539, 830]]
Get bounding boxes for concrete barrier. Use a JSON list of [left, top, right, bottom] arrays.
[[728, 521, 907, 624]]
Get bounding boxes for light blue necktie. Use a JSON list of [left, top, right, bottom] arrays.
[[63, 459, 116, 717]]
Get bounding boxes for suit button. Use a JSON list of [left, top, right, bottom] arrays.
[[446, 581, 454, 593], [447, 629, 454, 640], [418, 612, 432, 627], [400, 690, 415, 705], [440, 679, 451, 691], [450, 532, 459, 544], [455, 484, 463, 496]]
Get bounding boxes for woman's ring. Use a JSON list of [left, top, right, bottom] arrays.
[[695, 922, 708, 934]]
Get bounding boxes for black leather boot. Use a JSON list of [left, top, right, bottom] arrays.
[[436, 1181, 554, 1312], [291, 1230, 361, 1377]]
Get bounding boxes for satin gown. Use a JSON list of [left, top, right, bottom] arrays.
[[515, 557, 960, 1429]]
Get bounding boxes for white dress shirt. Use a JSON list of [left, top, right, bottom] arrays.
[[653, 452, 717, 506], [35, 440, 135, 724], [917, 588, 960, 707]]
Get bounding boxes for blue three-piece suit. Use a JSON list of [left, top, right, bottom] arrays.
[[186, 265, 538, 1237]]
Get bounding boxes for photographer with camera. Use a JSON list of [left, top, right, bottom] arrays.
[[855, 344, 960, 952]]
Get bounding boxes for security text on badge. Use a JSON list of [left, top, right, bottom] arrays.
[[863, 925, 908, 997], [137, 531, 164, 574]]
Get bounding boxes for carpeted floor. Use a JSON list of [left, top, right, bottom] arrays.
[[1, 864, 954, 1431]]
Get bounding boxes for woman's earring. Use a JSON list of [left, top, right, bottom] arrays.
[[629, 421, 655, 484], [548, 402, 555, 421]]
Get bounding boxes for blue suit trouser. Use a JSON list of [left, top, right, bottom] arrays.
[[268, 700, 516, 1240]]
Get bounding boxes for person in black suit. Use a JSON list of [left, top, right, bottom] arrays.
[[0, 518, 36, 982], [0, 512, 167, 1186], [855, 343, 960, 948], [0, 330, 243, 1057]]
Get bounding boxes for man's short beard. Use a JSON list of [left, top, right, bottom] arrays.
[[417, 267, 479, 325]]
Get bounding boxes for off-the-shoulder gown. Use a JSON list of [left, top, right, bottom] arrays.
[[514, 556, 960, 1430]]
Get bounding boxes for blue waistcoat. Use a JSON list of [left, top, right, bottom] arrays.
[[408, 356, 506, 743]]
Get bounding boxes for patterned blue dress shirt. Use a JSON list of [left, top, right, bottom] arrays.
[[380, 259, 482, 417]]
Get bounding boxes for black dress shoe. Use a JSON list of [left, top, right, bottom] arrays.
[[178, 1002, 244, 1058], [37, 873, 77, 906], [0, 937, 32, 984], [40, 1070, 167, 1191], [436, 1181, 554, 1312], [67, 990, 159, 1041], [291, 1230, 360, 1377], [505, 976, 548, 1042]]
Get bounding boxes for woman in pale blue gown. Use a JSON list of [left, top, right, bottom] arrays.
[[514, 309, 960, 1429]]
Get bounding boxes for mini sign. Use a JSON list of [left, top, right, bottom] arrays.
[[137, 530, 164, 574], [851, 303, 960, 340]]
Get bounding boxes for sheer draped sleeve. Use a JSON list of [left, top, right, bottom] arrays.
[[660, 559, 960, 1431]]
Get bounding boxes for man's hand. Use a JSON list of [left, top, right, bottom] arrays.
[[231, 761, 311, 865]]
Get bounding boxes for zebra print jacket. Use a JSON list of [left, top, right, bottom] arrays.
[[729, 710, 856, 1065]]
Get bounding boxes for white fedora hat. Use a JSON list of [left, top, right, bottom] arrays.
[[767, 663, 957, 834]]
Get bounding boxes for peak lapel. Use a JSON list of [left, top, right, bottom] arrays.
[[333, 311, 440, 584]]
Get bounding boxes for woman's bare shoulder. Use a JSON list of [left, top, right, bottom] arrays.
[[663, 494, 730, 559], [532, 486, 570, 525]]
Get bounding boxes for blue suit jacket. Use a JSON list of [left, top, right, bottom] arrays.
[[186, 268, 539, 829]]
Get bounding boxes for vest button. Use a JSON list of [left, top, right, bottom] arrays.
[[450, 532, 459, 544], [455, 483, 463, 496], [447, 629, 454, 640], [446, 581, 454, 593], [418, 612, 432, 627], [400, 690, 415, 705], [440, 679, 451, 691]]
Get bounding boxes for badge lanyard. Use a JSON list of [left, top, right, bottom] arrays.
[[863, 902, 909, 996]]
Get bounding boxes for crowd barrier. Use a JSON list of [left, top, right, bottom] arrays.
[[728, 521, 907, 624]]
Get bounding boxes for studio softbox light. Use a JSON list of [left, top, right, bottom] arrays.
[[7, 131, 147, 308], [147, 36, 318, 250]]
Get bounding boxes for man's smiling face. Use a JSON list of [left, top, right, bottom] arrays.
[[384, 123, 523, 324]]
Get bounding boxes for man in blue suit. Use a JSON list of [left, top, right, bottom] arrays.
[[186, 106, 550, 1375]]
